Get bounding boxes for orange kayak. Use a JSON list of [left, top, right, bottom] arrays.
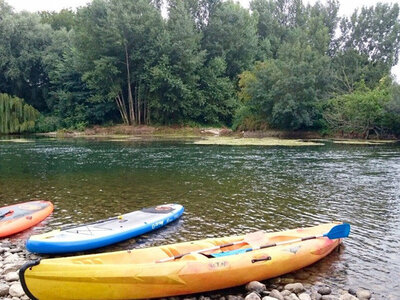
[[0, 200, 53, 237], [19, 222, 348, 300]]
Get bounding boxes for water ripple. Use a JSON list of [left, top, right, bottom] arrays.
[[0, 140, 399, 298]]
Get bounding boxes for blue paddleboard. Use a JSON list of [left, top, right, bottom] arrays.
[[26, 204, 184, 254]]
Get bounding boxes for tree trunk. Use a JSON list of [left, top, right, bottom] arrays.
[[125, 44, 135, 125], [138, 83, 141, 125], [115, 94, 129, 125], [134, 86, 138, 123], [373, 127, 380, 139], [147, 101, 150, 124], [143, 99, 147, 124]]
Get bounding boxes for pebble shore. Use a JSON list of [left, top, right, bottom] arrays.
[[0, 239, 372, 300]]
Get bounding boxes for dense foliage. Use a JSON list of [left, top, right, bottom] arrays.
[[0, 93, 39, 133], [0, 0, 400, 137]]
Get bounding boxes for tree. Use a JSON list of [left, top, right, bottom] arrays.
[[336, 3, 400, 66], [203, 1, 257, 80], [0, 10, 54, 111], [332, 50, 390, 93], [322, 79, 392, 138], [74, 0, 165, 125], [250, 0, 307, 59], [0, 93, 40, 134], [238, 28, 333, 130], [150, 0, 205, 123], [39, 9, 75, 31], [197, 57, 237, 125], [186, 0, 221, 30]]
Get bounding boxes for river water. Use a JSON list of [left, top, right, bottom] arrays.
[[0, 138, 399, 299]]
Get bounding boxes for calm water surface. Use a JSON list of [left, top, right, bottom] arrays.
[[0, 138, 399, 299]]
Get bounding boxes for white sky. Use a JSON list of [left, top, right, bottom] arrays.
[[8, 0, 400, 80], [9, 0, 400, 15]]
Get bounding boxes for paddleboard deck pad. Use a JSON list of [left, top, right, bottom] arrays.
[[26, 203, 184, 254], [0, 200, 54, 238]]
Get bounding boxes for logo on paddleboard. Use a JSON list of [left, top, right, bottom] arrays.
[[152, 220, 164, 229], [155, 205, 173, 211]]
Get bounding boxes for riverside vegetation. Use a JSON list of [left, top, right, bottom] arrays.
[[0, 0, 400, 138]]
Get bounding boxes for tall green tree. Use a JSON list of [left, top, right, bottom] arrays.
[[332, 50, 390, 93], [197, 57, 237, 125], [186, 0, 221, 30], [250, 0, 339, 58], [39, 9, 75, 31], [0, 9, 54, 111], [0, 93, 40, 134], [151, 0, 205, 123], [74, 0, 165, 125], [250, 0, 307, 59], [337, 3, 400, 66], [203, 1, 258, 80], [238, 29, 333, 130]]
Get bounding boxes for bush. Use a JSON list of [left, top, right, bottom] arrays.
[[35, 115, 62, 132], [232, 106, 269, 131]]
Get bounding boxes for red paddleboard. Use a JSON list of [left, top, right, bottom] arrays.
[[0, 200, 53, 238]]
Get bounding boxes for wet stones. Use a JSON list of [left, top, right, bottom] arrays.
[[246, 281, 267, 294], [245, 292, 262, 300], [8, 283, 24, 298], [317, 287, 332, 296], [0, 241, 27, 300], [320, 296, 338, 300], [339, 293, 358, 300], [5, 272, 19, 282], [269, 289, 284, 300], [355, 289, 371, 300], [311, 291, 322, 300], [0, 283, 10, 296], [284, 283, 306, 294], [298, 293, 312, 300]]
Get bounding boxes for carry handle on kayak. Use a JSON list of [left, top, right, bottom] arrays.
[[0, 210, 13, 219], [211, 223, 351, 258]]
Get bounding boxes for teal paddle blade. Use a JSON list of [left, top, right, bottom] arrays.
[[211, 248, 249, 257], [324, 223, 351, 239]]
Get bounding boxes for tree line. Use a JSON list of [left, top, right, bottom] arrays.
[[0, 0, 400, 137]]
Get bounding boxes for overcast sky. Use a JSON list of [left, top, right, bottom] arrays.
[[10, 0, 400, 15], [8, 0, 400, 80]]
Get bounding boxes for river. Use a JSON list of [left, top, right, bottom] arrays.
[[0, 137, 399, 299]]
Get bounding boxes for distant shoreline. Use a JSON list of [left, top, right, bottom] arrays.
[[27, 125, 398, 146]]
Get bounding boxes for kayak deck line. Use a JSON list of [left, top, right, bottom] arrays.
[[19, 222, 349, 300]]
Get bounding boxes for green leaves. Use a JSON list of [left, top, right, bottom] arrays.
[[0, 0, 399, 134], [337, 3, 400, 66], [322, 80, 392, 138], [0, 93, 40, 134], [203, 1, 258, 79]]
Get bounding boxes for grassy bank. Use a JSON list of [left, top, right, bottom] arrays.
[[29, 125, 398, 146]]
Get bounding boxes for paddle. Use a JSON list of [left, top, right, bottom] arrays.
[[211, 223, 351, 258], [156, 230, 268, 263], [0, 210, 13, 219]]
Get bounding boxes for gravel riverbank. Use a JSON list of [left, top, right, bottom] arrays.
[[0, 239, 372, 300]]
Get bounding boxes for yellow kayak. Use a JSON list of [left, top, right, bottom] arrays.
[[19, 222, 349, 300]]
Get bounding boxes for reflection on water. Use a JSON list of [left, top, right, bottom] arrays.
[[0, 138, 399, 298]]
